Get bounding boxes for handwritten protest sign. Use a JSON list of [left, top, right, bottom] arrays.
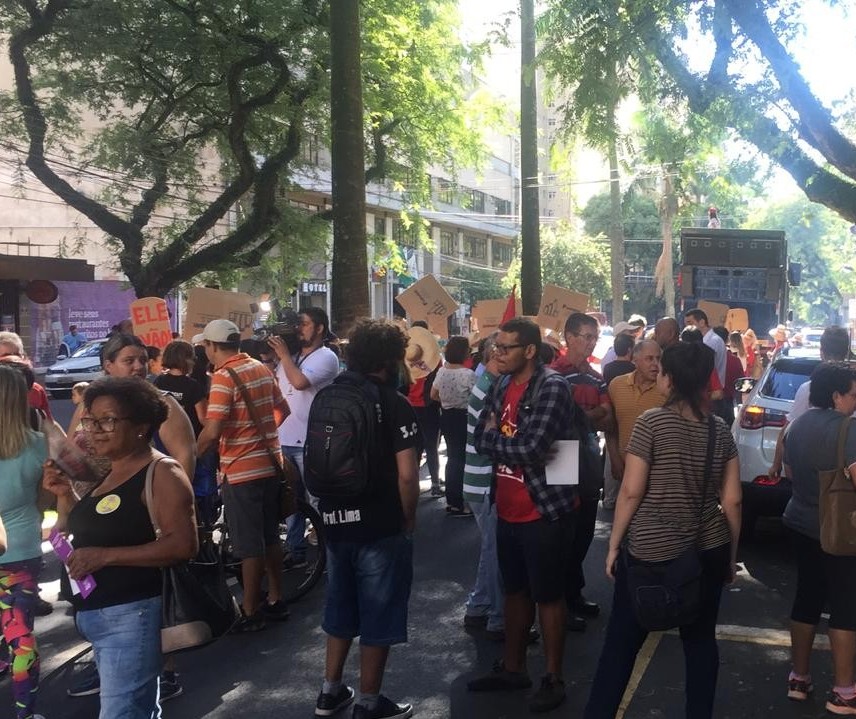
[[471, 297, 522, 335], [396, 274, 458, 339], [535, 285, 590, 334], [183, 288, 256, 342], [726, 308, 749, 333], [130, 297, 172, 349], [697, 300, 729, 328]]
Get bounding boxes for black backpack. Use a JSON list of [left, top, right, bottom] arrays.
[[303, 371, 386, 501]]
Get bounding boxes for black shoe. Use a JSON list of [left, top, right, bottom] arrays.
[[34, 597, 53, 616], [231, 612, 266, 633], [567, 614, 587, 632], [352, 694, 413, 719], [283, 554, 308, 571], [159, 671, 183, 703], [529, 674, 566, 713], [484, 628, 540, 644], [315, 685, 354, 716], [571, 596, 600, 618], [430, 485, 444, 497], [464, 614, 488, 629], [467, 660, 532, 692], [261, 599, 291, 621], [67, 665, 100, 697]]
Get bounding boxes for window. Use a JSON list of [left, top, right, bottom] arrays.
[[438, 180, 457, 205], [495, 198, 512, 216], [374, 216, 386, 238], [392, 219, 417, 247], [548, 117, 557, 127], [469, 190, 485, 214], [463, 235, 486, 261], [492, 242, 514, 265], [440, 230, 458, 256]]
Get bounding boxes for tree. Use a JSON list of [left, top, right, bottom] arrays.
[[567, 0, 856, 224], [0, 0, 486, 299]]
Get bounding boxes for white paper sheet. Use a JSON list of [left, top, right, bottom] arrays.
[[545, 440, 579, 486]]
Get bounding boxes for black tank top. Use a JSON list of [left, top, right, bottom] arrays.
[[68, 462, 161, 610]]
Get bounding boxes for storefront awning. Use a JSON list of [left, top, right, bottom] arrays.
[[0, 254, 95, 282]]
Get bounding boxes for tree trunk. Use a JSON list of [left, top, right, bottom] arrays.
[[519, 0, 541, 316], [607, 129, 625, 323], [661, 168, 676, 317], [330, 0, 369, 335]]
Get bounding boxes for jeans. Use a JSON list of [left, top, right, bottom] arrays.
[[283, 446, 307, 561], [413, 405, 441, 485], [566, 495, 599, 603], [440, 408, 467, 509], [584, 543, 729, 719], [465, 498, 504, 631], [76, 596, 163, 719]]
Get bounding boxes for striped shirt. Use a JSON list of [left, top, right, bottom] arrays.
[[625, 408, 736, 562], [463, 370, 497, 503], [207, 353, 289, 484]]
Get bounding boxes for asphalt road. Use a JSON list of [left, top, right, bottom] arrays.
[[20, 399, 834, 718]]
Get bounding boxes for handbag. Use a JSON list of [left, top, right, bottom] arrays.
[[145, 459, 241, 653], [225, 367, 298, 519], [819, 416, 856, 556], [624, 415, 716, 631]]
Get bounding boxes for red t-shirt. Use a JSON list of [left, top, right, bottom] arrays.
[[408, 376, 427, 408], [495, 379, 541, 523]]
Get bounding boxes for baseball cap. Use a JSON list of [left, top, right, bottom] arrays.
[[191, 319, 241, 345], [613, 321, 635, 335]]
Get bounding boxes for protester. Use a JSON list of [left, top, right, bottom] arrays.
[[780, 363, 856, 713], [43, 377, 198, 719], [742, 329, 760, 378], [431, 335, 476, 516], [552, 312, 613, 631], [712, 326, 744, 424], [653, 317, 680, 351], [196, 319, 290, 630], [62, 325, 87, 354], [770, 324, 790, 354], [146, 345, 163, 381], [602, 333, 636, 386], [468, 318, 577, 713], [728, 331, 747, 372], [0, 365, 50, 719], [267, 307, 340, 569], [600, 320, 642, 371], [314, 319, 419, 719], [405, 324, 442, 496], [0, 332, 53, 421], [684, 309, 726, 389], [585, 341, 741, 719], [462, 333, 505, 639]]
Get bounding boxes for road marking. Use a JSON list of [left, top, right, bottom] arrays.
[[617, 632, 663, 718]]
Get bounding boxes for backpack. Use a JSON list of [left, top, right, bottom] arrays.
[[303, 371, 387, 501]]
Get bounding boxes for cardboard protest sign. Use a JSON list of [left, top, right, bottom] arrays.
[[472, 297, 523, 334], [697, 300, 729, 328], [396, 274, 458, 339], [183, 287, 256, 342], [535, 285, 589, 334], [130, 297, 172, 349], [726, 308, 749, 333]]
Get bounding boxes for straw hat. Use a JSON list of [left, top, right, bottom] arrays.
[[405, 326, 441, 380], [769, 324, 789, 343]]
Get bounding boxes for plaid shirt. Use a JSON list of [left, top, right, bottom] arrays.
[[474, 364, 578, 521]]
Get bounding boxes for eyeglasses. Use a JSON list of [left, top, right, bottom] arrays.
[[571, 332, 599, 342], [81, 416, 131, 433], [494, 342, 525, 354]]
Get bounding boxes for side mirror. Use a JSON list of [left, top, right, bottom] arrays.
[[734, 377, 756, 394], [56, 354, 68, 361]]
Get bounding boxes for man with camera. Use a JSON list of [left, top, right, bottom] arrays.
[[268, 307, 341, 569]]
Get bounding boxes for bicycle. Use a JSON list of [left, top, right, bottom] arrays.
[[217, 498, 326, 604]]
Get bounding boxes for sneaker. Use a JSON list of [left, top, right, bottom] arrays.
[[159, 671, 183, 703], [34, 597, 54, 616], [283, 554, 308, 571], [315, 685, 355, 716], [231, 612, 266, 633], [67, 665, 100, 697], [446, 507, 473, 518], [570, 596, 600, 618], [787, 676, 813, 701], [827, 690, 856, 715], [352, 695, 413, 719], [529, 674, 566, 713], [430, 485, 444, 497], [464, 614, 488, 629], [261, 600, 291, 621], [467, 660, 532, 692]]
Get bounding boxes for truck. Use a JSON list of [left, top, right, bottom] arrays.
[[679, 227, 798, 334]]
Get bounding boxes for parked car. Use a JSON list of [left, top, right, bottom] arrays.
[[44, 339, 107, 396], [732, 347, 821, 537], [800, 327, 825, 348]]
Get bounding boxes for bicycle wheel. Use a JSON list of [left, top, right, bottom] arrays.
[[280, 498, 326, 603]]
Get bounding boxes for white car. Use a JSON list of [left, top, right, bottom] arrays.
[[800, 327, 824, 348], [44, 339, 107, 396], [731, 348, 821, 536]]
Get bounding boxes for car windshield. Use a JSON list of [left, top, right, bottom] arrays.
[[70, 342, 103, 359], [760, 359, 818, 401]]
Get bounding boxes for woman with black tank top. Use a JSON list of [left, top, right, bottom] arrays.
[[585, 342, 743, 719], [43, 377, 197, 719]]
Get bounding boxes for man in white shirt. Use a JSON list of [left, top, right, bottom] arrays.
[[268, 307, 340, 568], [684, 308, 726, 386]]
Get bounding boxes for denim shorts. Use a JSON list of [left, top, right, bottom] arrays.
[[322, 533, 413, 646], [76, 595, 162, 719], [222, 476, 281, 559], [497, 514, 575, 603]]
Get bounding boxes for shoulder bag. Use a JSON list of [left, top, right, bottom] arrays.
[[225, 366, 298, 519], [819, 416, 856, 556], [145, 458, 240, 653], [624, 414, 716, 631]]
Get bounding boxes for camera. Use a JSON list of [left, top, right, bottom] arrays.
[[253, 308, 301, 356]]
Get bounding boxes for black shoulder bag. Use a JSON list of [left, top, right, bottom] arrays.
[[624, 414, 716, 632]]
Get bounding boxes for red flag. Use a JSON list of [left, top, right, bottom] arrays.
[[501, 285, 517, 323]]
